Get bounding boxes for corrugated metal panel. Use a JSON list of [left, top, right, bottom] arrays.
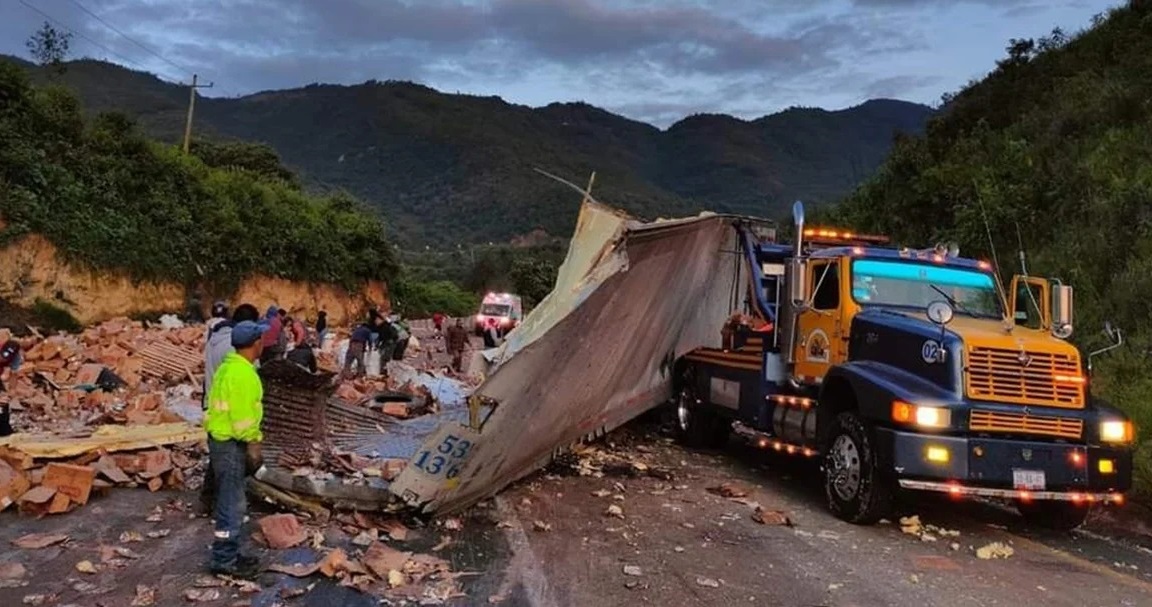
[[257, 360, 473, 507]]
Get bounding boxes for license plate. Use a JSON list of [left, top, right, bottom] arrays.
[[1013, 469, 1046, 490]]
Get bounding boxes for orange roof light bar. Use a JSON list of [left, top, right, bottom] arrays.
[[802, 227, 890, 245]]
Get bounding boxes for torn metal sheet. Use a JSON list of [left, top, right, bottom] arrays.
[[392, 201, 745, 513]]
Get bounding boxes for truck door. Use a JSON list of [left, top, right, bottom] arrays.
[[793, 260, 847, 382]]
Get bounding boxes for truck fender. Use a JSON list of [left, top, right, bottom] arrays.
[[819, 361, 958, 440]]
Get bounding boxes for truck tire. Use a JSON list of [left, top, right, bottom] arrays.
[[673, 368, 730, 449], [823, 411, 893, 524], [1016, 500, 1089, 531]]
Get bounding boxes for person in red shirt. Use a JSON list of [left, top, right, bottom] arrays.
[[287, 317, 306, 346], [432, 312, 445, 338], [260, 306, 284, 363]]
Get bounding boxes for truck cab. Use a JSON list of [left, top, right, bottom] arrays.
[[674, 202, 1133, 529]]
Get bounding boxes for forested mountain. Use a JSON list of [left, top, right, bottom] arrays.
[[8, 56, 932, 245]]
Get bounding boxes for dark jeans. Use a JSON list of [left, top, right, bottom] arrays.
[[343, 341, 366, 378], [0, 403, 12, 437], [199, 458, 216, 511], [208, 439, 247, 570], [0, 381, 11, 437]]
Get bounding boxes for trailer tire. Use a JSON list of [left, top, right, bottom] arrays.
[[1016, 500, 1089, 531], [823, 411, 893, 525], [673, 369, 730, 449]]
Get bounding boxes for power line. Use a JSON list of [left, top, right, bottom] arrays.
[[63, 0, 195, 79], [17, 0, 154, 75]]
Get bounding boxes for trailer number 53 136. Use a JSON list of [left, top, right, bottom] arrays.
[[413, 435, 473, 479]]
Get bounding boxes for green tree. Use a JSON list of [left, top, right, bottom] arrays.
[[190, 140, 300, 189], [0, 58, 396, 292], [26, 22, 72, 74], [511, 257, 558, 307]]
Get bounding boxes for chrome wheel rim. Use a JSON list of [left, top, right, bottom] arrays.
[[829, 434, 862, 501]]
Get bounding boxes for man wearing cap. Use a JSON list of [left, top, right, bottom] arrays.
[[204, 320, 268, 578], [207, 301, 229, 334], [199, 303, 260, 516], [0, 340, 22, 437]]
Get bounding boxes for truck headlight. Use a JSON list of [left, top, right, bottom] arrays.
[[1099, 420, 1133, 443], [891, 401, 952, 429]]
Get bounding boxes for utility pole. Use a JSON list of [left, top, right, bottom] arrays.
[[182, 73, 214, 154]]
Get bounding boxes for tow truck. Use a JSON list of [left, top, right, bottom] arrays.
[[474, 292, 523, 336], [674, 202, 1134, 529]]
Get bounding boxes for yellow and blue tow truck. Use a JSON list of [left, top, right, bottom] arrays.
[[673, 203, 1134, 529]]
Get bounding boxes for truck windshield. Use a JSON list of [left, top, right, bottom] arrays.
[[481, 303, 512, 316], [850, 259, 1002, 318]]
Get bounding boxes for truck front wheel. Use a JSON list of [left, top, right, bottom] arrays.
[[1016, 500, 1089, 531], [824, 411, 893, 524], [673, 369, 730, 449]]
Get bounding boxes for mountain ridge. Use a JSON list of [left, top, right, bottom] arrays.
[[7, 56, 935, 245]]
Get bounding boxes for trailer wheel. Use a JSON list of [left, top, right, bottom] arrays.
[[823, 411, 892, 524], [1016, 500, 1089, 531], [673, 368, 730, 449]]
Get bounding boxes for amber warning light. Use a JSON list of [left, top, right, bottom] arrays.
[[803, 228, 890, 246]]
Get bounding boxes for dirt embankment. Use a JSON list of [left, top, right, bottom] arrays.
[[0, 232, 388, 326]]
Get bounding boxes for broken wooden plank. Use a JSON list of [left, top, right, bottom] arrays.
[[0, 423, 205, 458]]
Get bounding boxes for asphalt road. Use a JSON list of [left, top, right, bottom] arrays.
[[2, 420, 1151, 607], [497, 422, 1152, 607]]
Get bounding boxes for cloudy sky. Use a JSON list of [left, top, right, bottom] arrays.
[[1, 0, 1121, 126]]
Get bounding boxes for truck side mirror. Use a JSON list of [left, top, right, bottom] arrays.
[[787, 258, 808, 307], [1051, 283, 1073, 338]]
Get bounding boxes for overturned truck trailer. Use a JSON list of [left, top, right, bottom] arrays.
[[390, 201, 758, 514]]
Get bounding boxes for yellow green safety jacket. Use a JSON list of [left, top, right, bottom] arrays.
[[204, 352, 264, 443]]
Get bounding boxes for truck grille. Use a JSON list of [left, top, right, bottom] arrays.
[[969, 410, 1083, 440], [965, 346, 1084, 408]]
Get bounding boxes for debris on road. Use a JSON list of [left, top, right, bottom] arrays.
[[976, 542, 1015, 560], [898, 515, 960, 543], [10, 533, 68, 549], [751, 507, 793, 527], [74, 560, 96, 574], [695, 577, 721, 588], [258, 513, 307, 549], [0, 318, 215, 517], [254, 357, 471, 510], [622, 565, 643, 576], [707, 482, 751, 499], [605, 504, 624, 519]]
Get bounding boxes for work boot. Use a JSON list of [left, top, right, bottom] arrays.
[[210, 554, 260, 580]]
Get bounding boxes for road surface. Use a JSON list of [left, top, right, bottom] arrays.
[[493, 420, 1152, 607]]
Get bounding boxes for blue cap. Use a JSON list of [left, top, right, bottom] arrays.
[[231, 320, 270, 348]]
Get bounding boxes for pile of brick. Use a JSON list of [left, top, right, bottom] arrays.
[[0, 441, 203, 516], [0, 318, 207, 517], [0, 318, 205, 433]]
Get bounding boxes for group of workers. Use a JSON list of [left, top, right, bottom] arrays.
[[340, 308, 413, 378], [0, 302, 485, 578]]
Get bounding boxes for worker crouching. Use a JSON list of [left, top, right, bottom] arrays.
[[204, 320, 269, 578]]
